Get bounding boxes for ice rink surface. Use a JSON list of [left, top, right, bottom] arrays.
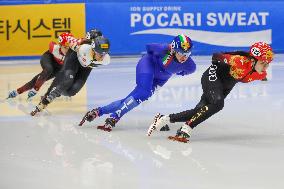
[[0, 55, 283, 189]]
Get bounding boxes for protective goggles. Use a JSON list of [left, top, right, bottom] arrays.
[[175, 50, 191, 57], [95, 50, 108, 57]]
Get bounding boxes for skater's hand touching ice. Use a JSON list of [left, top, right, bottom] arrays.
[[79, 109, 99, 126]]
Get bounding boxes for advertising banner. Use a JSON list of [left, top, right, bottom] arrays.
[[0, 4, 85, 57], [86, 1, 283, 55]]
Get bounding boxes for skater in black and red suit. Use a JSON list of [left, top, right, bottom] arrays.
[[7, 29, 103, 100], [147, 42, 274, 143]]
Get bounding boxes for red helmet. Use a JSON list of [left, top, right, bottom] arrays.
[[250, 42, 274, 64], [58, 32, 73, 46]]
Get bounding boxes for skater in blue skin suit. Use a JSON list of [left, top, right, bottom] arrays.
[[79, 34, 197, 132]]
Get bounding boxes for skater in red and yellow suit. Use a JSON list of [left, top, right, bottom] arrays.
[[147, 42, 274, 143]]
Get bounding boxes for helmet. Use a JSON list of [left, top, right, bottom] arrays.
[[91, 36, 110, 54], [85, 29, 103, 40], [250, 42, 273, 64], [171, 34, 192, 56], [58, 32, 73, 46]]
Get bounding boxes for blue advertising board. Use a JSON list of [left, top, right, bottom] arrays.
[[86, 1, 284, 55]]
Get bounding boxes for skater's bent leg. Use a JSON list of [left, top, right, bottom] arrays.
[[98, 99, 126, 116], [62, 67, 92, 97], [169, 89, 225, 128], [98, 56, 156, 119], [170, 66, 227, 128], [43, 51, 79, 104], [46, 70, 76, 100], [33, 51, 58, 91], [169, 96, 208, 123], [188, 100, 224, 128], [108, 73, 155, 119], [33, 69, 53, 91], [98, 87, 143, 118], [188, 89, 224, 128], [109, 95, 140, 119], [44, 71, 63, 97], [17, 74, 40, 94], [63, 80, 84, 97]]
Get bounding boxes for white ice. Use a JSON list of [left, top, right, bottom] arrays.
[[0, 55, 283, 189]]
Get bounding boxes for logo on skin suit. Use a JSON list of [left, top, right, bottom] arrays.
[[100, 44, 109, 49], [181, 42, 190, 51]]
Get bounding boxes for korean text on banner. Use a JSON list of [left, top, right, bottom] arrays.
[[0, 4, 85, 56]]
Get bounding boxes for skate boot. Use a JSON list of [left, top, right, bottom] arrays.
[[168, 123, 192, 143], [147, 113, 170, 136], [30, 102, 47, 116], [97, 117, 118, 132], [79, 108, 100, 126], [160, 124, 170, 131], [261, 77, 268, 81], [27, 88, 37, 100], [7, 90, 18, 99]]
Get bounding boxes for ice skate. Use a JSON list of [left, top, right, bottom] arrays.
[[7, 90, 18, 99], [160, 124, 170, 131], [30, 102, 47, 116], [27, 89, 37, 100], [147, 113, 170, 136], [97, 117, 117, 132], [261, 77, 268, 81], [168, 123, 192, 143], [79, 108, 100, 126]]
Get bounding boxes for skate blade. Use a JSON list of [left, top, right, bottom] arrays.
[[147, 126, 156, 136], [30, 110, 38, 116], [168, 136, 189, 143], [78, 119, 85, 126], [97, 125, 112, 132], [160, 124, 170, 131], [30, 107, 41, 116]]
